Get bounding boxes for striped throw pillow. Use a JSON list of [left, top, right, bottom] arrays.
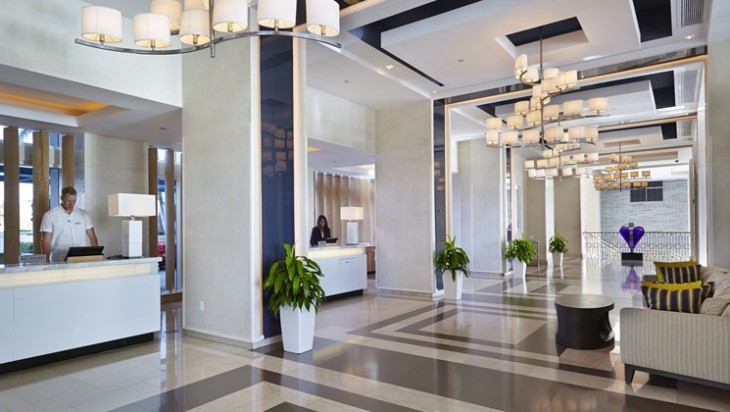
[[654, 260, 697, 282], [641, 281, 703, 313], [658, 264, 701, 283]]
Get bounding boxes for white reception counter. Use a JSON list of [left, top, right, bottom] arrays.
[[0, 258, 160, 373], [309, 245, 367, 297]]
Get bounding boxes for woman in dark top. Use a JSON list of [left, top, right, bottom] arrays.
[[310, 215, 331, 246]]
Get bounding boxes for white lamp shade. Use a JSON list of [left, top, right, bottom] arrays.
[[585, 126, 599, 142], [514, 54, 528, 76], [568, 126, 585, 141], [507, 114, 523, 129], [543, 67, 559, 79], [545, 126, 563, 142], [549, 157, 560, 167], [558, 70, 578, 89], [542, 149, 553, 158], [184, 0, 208, 10], [514, 101, 530, 115], [587, 152, 599, 162], [524, 160, 535, 169], [563, 99, 583, 116], [108, 193, 157, 217], [306, 0, 340, 36], [526, 110, 541, 126], [535, 169, 546, 178], [486, 117, 502, 131], [560, 154, 572, 164], [179, 9, 210, 45], [340, 206, 364, 221], [213, 0, 249, 33], [258, 0, 297, 29], [546, 168, 559, 178], [562, 167, 574, 176], [502, 130, 519, 145], [532, 84, 543, 99], [485, 130, 500, 145], [524, 66, 539, 83], [81, 6, 123, 43], [151, 0, 182, 31], [543, 104, 560, 121], [523, 128, 541, 143], [528, 169, 537, 178], [542, 77, 558, 94], [536, 159, 548, 169], [134, 14, 171, 48], [588, 97, 608, 115], [572, 153, 586, 163]]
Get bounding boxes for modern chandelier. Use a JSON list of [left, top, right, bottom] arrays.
[[592, 143, 651, 190], [75, 0, 341, 56], [485, 28, 608, 149]]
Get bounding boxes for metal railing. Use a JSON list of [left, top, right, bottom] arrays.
[[583, 232, 692, 261]]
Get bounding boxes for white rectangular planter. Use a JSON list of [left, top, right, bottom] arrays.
[[443, 271, 463, 300], [279, 305, 316, 353]]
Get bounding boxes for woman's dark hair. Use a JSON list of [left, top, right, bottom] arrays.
[[317, 215, 329, 229]]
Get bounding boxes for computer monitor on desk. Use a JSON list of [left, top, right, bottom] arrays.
[[325, 237, 338, 244], [65, 246, 105, 263]]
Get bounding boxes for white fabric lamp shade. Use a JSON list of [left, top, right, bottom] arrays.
[[502, 130, 519, 145], [542, 149, 553, 158], [307, 0, 340, 36], [134, 14, 171, 48], [526, 110, 541, 126], [560, 154, 572, 164], [585, 126, 599, 142], [486, 117, 502, 130], [536, 159, 548, 169], [523, 128, 541, 143], [562, 167, 574, 176], [535, 169, 546, 178], [108, 193, 157, 217], [213, 0, 249, 33], [514, 101, 530, 115], [258, 0, 297, 29], [528, 169, 537, 178], [549, 157, 560, 167], [524, 160, 535, 169], [532, 84, 543, 99], [81, 6, 123, 43], [588, 97, 608, 115], [524, 66, 539, 83], [542, 77, 558, 94], [573, 153, 586, 163], [514, 54, 528, 76], [642, 170, 651, 178], [340, 206, 364, 221], [184, 0, 208, 10], [587, 152, 599, 162], [485, 130, 500, 145], [543, 104, 560, 121], [568, 126, 585, 141], [507, 114, 523, 129], [558, 70, 578, 89], [563, 99, 583, 116], [151, 0, 182, 31], [543, 68, 559, 79], [545, 126, 563, 142], [179, 9, 210, 45], [546, 168, 559, 178]]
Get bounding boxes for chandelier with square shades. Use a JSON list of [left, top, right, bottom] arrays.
[[485, 29, 608, 149], [76, 0, 341, 55], [592, 146, 652, 190]]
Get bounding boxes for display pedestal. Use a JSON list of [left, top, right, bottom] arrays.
[[621, 252, 643, 262]]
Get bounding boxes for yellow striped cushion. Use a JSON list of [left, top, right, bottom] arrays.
[[658, 264, 701, 283], [641, 281, 703, 313], [654, 260, 699, 282]]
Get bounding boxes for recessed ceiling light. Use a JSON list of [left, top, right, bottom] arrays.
[[684, 33, 695, 40], [457, 58, 465, 63], [344, 80, 350, 84], [385, 64, 394, 70]]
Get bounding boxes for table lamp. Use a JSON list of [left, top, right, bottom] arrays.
[[108, 193, 157, 258], [340, 206, 363, 245]]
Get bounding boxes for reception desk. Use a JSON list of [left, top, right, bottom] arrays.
[[0, 258, 160, 373], [309, 245, 367, 297]]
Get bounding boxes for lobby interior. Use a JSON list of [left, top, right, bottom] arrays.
[[2, 0, 730, 411]]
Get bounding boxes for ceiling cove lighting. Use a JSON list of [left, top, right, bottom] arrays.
[[485, 26, 608, 149], [76, 0, 341, 56]]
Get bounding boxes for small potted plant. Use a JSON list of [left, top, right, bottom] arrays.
[[263, 243, 326, 353], [503, 234, 537, 277], [434, 235, 470, 300], [548, 234, 569, 267]]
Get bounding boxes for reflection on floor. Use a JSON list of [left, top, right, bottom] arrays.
[[1, 258, 729, 411]]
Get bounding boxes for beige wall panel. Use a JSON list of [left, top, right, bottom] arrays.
[[32, 130, 50, 254]]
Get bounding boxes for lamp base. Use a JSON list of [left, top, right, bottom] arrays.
[[346, 221, 359, 245], [122, 220, 143, 258]]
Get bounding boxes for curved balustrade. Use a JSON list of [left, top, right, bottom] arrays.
[[583, 232, 692, 261]]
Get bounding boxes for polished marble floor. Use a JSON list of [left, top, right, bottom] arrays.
[[1, 258, 729, 411]]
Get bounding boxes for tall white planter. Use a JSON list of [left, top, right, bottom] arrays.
[[443, 271, 463, 300], [512, 261, 527, 277], [552, 252, 563, 267], [279, 304, 316, 353]]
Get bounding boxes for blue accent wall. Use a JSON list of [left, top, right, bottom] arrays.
[[260, 37, 295, 338]]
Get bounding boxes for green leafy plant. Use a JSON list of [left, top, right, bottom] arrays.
[[503, 235, 537, 264], [264, 243, 326, 318], [434, 236, 470, 281], [548, 234, 569, 254]]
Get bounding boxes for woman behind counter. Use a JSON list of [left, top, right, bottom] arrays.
[[310, 215, 332, 246]]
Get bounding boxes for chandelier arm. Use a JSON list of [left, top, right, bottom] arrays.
[[75, 31, 342, 56]]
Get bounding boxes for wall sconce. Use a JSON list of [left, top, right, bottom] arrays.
[[108, 193, 157, 258], [340, 206, 363, 245]]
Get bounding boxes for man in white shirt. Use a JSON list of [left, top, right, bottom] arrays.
[[41, 187, 99, 262]]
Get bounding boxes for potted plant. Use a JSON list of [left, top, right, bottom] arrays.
[[503, 234, 537, 277], [434, 236, 470, 300], [548, 234, 569, 267], [263, 243, 326, 353]]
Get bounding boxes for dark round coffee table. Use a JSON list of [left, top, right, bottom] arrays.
[[554, 294, 615, 349]]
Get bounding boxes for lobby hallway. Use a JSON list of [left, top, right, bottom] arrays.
[[0, 258, 728, 411]]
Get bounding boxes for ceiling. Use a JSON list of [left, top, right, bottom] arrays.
[[2, 0, 729, 175]]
